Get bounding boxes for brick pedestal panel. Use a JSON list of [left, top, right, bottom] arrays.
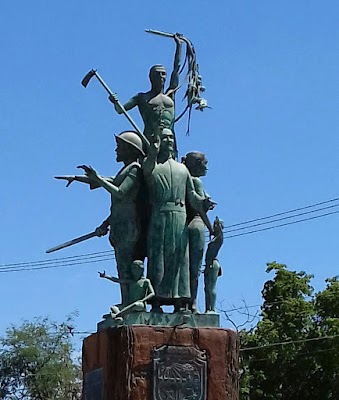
[[82, 325, 239, 400]]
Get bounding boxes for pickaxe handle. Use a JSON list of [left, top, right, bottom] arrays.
[[81, 69, 150, 148], [144, 29, 175, 38]]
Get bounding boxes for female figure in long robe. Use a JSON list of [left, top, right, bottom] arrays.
[[143, 128, 213, 312]]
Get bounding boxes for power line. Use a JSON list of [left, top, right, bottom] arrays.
[[223, 197, 339, 229], [240, 334, 339, 352], [2, 197, 338, 273], [218, 299, 314, 314], [224, 210, 339, 239], [0, 250, 113, 268], [223, 203, 339, 234], [204, 197, 339, 238], [0, 256, 115, 273], [244, 347, 339, 362]]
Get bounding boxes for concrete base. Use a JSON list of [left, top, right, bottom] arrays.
[[97, 311, 220, 331], [82, 325, 239, 400]]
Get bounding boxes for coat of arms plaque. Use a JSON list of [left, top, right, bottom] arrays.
[[153, 345, 207, 400]]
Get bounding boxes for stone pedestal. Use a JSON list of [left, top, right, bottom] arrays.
[[82, 325, 239, 400]]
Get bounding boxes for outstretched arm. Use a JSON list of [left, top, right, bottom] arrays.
[[77, 165, 138, 200], [109, 92, 139, 114], [167, 34, 183, 95], [54, 175, 92, 187], [98, 271, 131, 284], [143, 127, 161, 177]]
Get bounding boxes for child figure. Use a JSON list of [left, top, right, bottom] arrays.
[[204, 217, 223, 313], [98, 260, 155, 319]]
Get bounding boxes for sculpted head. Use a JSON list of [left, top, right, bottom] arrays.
[[182, 151, 208, 177], [149, 64, 166, 90], [131, 260, 144, 280], [159, 128, 175, 157], [115, 131, 145, 163]]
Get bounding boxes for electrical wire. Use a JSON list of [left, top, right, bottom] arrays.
[[204, 197, 339, 238], [0, 250, 113, 268], [243, 347, 339, 362], [224, 210, 339, 239], [1, 197, 338, 273], [240, 334, 339, 352], [218, 300, 315, 314], [223, 203, 339, 234], [222, 197, 339, 229], [0, 256, 115, 273]]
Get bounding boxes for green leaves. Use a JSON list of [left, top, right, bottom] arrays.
[[0, 316, 81, 400], [240, 263, 339, 400]]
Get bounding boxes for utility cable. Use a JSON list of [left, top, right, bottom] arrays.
[[1, 197, 338, 272], [244, 347, 339, 362], [224, 210, 339, 239], [222, 197, 339, 229], [240, 334, 339, 352], [0, 256, 115, 273], [0, 250, 113, 268], [223, 203, 339, 234]]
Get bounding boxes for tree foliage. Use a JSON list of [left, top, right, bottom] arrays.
[[240, 262, 339, 400], [0, 315, 81, 400]]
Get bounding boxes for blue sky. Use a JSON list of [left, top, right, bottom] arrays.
[[1, 1, 338, 340]]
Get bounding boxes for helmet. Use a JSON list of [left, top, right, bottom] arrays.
[[115, 131, 145, 156]]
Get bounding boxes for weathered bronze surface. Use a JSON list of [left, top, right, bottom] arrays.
[[204, 217, 224, 313], [98, 260, 155, 320], [97, 311, 220, 330], [109, 33, 182, 155], [51, 29, 223, 318], [143, 129, 214, 311], [54, 131, 146, 306], [182, 151, 213, 312]]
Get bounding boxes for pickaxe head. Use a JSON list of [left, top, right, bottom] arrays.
[[81, 69, 97, 88]]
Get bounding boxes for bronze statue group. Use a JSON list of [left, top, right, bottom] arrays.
[[54, 32, 223, 318]]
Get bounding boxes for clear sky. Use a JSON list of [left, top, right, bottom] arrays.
[[1, 1, 338, 340]]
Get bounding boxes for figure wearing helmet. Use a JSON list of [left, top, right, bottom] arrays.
[[55, 131, 147, 307]]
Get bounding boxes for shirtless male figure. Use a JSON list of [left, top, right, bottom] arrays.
[[110, 34, 182, 155]]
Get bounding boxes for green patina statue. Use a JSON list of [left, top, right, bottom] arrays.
[[204, 217, 224, 313], [51, 30, 224, 323], [55, 131, 146, 307], [143, 128, 214, 312], [109, 34, 182, 154], [98, 260, 155, 319], [182, 152, 215, 312]]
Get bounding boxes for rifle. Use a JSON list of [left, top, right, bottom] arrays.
[[46, 230, 99, 253]]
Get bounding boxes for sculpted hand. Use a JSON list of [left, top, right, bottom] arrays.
[[108, 92, 119, 104], [208, 199, 216, 211], [77, 165, 98, 180], [98, 270, 106, 278], [54, 176, 75, 187], [95, 224, 109, 237], [150, 126, 162, 154], [174, 33, 183, 44], [204, 198, 217, 212]]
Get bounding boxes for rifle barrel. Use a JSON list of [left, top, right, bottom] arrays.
[[46, 231, 98, 253]]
